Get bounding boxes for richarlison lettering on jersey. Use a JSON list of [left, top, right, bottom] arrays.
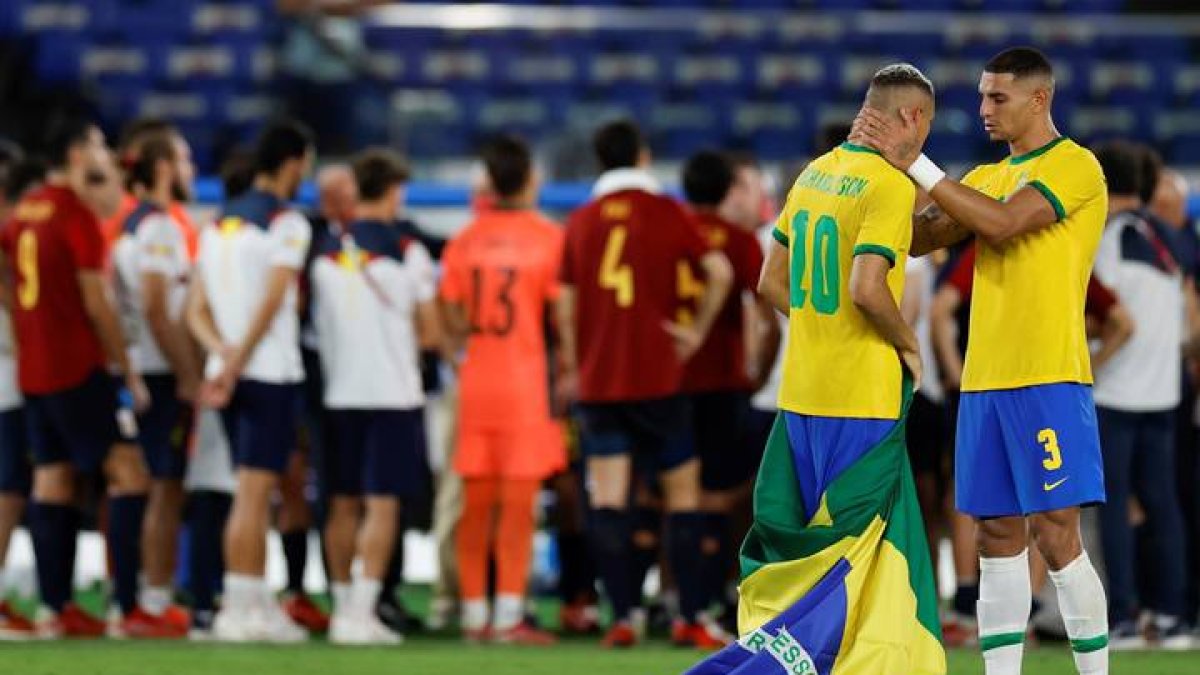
[[795, 168, 869, 199]]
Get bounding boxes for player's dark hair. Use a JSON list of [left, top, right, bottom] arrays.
[[1136, 144, 1163, 205], [682, 149, 735, 207], [254, 119, 314, 175], [220, 146, 256, 200], [117, 117, 172, 154], [1093, 140, 1143, 197], [593, 119, 644, 172], [482, 134, 532, 199], [984, 47, 1054, 81], [43, 115, 98, 169], [869, 63, 935, 100], [5, 158, 46, 203], [352, 147, 411, 202], [127, 132, 176, 192]]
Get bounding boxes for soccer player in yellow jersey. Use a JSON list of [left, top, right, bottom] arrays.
[[854, 47, 1110, 675]]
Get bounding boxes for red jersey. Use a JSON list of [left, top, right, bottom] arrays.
[[561, 188, 708, 402], [441, 209, 564, 430], [1, 184, 107, 394], [682, 211, 764, 393]]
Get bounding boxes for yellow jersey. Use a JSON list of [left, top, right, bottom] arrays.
[[773, 143, 916, 419], [960, 137, 1108, 392]]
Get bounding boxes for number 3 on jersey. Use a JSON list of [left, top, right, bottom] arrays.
[[789, 210, 840, 315], [600, 225, 634, 307]]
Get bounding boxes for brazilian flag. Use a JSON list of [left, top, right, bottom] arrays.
[[687, 381, 946, 675]]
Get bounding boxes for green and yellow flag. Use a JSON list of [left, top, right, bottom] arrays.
[[687, 383, 946, 675]]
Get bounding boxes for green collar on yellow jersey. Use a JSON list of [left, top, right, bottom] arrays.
[[839, 142, 881, 157], [1009, 136, 1068, 165]]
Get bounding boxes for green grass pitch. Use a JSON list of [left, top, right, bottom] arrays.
[[4, 639, 1199, 675]]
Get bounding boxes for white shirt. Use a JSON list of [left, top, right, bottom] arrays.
[[1092, 210, 1183, 412], [197, 190, 310, 384], [905, 256, 944, 403], [0, 309, 21, 411], [310, 220, 435, 410], [112, 204, 191, 375]]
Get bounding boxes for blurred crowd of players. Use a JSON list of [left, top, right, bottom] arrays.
[[0, 109, 1196, 651]]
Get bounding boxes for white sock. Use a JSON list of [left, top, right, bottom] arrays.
[[351, 578, 382, 621], [224, 574, 262, 613], [139, 586, 172, 616], [461, 598, 489, 632], [1048, 552, 1108, 675], [493, 594, 523, 631], [332, 582, 352, 614], [978, 550, 1031, 675]]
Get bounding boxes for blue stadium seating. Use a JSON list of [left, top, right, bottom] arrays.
[[9, 0, 1197, 168]]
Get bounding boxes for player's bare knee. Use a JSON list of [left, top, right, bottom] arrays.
[[33, 464, 75, 503], [661, 459, 700, 512], [975, 517, 1026, 558], [1029, 512, 1082, 569], [105, 445, 149, 495]]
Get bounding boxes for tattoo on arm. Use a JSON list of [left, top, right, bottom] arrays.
[[911, 205, 971, 257]]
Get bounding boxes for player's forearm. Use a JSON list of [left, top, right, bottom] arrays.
[[416, 301, 442, 351], [1091, 304, 1133, 370], [82, 283, 134, 376], [235, 267, 294, 368], [185, 278, 226, 356], [143, 278, 199, 382], [554, 288, 578, 372], [750, 296, 782, 390], [927, 180, 1023, 246], [693, 253, 734, 340], [909, 205, 971, 258], [853, 283, 919, 355]]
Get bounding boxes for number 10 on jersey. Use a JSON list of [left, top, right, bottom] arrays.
[[789, 210, 840, 315]]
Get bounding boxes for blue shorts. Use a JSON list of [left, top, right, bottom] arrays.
[[956, 383, 1106, 518], [576, 397, 694, 473], [782, 412, 895, 519], [219, 380, 300, 474], [139, 374, 193, 480], [0, 408, 30, 494], [25, 370, 126, 473], [326, 408, 427, 498]]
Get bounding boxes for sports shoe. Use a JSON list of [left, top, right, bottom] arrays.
[[263, 601, 310, 643], [426, 596, 457, 632], [329, 613, 403, 646], [37, 603, 107, 639], [940, 611, 977, 648], [671, 619, 731, 650], [602, 621, 638, 648], [559, 601, 600, 634], [1109, 620, 1148, 651], [211, 608, 263, 643], [1157, 619, 1195, 651], [117, 607, 188, 639], [188, 609, 216, 641], [377, 595, 423, 635], [0, 601, 35, 640], [492, 622, 557, 646], [161, 605, 191, 634], [282, 594, 329, 633]]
